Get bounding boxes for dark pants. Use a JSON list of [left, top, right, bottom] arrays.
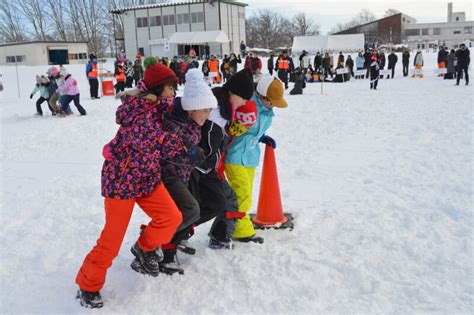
[[387, 67, 395, 79], [188, 170, 239, 242], [163, 179, 200, 245], [268, 68, 273, 76], [88, 79, 99, 98], [125, 76, 134, 88], [356, 67, 364, 79], [62, 94, 86, 115], [403, 64, 409, 76], [277, 70, 289, 89], [36, 97, 53, 115], [456, 66, 469, 85], [115, 81, 125, 94]]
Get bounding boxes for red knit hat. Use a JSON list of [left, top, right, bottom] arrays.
[[143, 64, 178, 91]]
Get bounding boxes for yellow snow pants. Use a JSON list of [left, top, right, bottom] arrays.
[[224, 164, 256, 238]]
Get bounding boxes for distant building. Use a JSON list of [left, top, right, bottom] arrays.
[[0, 41, 89, 66], [333, 13, 417, 46], [111, 0, 247, 59], [403, 2, 474, 50]]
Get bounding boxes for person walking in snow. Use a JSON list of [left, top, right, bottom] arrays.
[[412, 50, 424, 78], [455, 43, 470, 86], [268, 54, 275, 76], [30, 75, 54, 116], [75, 59, 186, 308], [445, 49, 456, 80], [86, 54, 100, 99], [275, 50, 293, 89], [387, 49, 398, 79], [402, 49, 410, 77], [124, 59, 134, 88], [157, 69, 218, 275], [224, 76, 287, 243], [369, 54, 380, 90], [133, 56, 144, 87], [55, 68, 87, 116]]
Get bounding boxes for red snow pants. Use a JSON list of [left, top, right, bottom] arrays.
[[75, 183, 182, 292]]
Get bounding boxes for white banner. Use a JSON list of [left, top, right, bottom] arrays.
[[380, 69, 392, 76], [434, 68, 448, 74], [336, 68, 349, 74], [355, 69, 366, 76]]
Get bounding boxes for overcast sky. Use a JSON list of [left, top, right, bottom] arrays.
[[243, 0, 473, 34]]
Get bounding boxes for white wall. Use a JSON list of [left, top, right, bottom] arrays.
[[0, 43, 88, 66]]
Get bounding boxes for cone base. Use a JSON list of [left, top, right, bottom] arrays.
[[250, 213, 294, 230]]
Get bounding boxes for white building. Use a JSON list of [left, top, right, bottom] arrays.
[[0, 41, 89, 66], [403, 2, 474, 50], [111, 0, 247, 59]]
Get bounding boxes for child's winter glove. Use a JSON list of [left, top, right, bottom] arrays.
[[259, 135, 276, 149], [30, 94, 33, 99]]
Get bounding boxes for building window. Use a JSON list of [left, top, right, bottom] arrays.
[[405, 29, 420, 36], [456, 17, 459, 21], [465, 26, 472, 34], [169, 14, 175, 25], [156, 16, 161, 26], [198, 12, 204, 23], [239, 12, 245, 19], [177, 13, 183, 24], [183, 13, 189, 24], [6, 55, 25, 63], [433, 28, 441, 35], [453, 30, 461, 34], [191, 12, 198, 23], [422, 28, 429, 35], [78, 53, 87, 59], [163, 15, 169, 25], [403, 17, 405, 22], [136, 17, 148, 28], [150, 16, 156, 27]]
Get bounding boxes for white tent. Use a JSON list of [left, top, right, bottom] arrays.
[[292, 34, 365, 53], [168, 30, 229, 44]]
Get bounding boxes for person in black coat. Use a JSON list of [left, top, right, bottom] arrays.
[[364, 49, 371, 78], [289, 67, 305, 95], [379, 52, 386, 79], [387, 50, 398, 79], [345, 55, 354, 78], [455, 44, 470, 86], [402, 49, 410, 77], [314, 52, 322, 73], [370, 54, 380, 90], [267, 54, 274, 76], [228, 53, 241, 75], [204, 43, 210, 60]]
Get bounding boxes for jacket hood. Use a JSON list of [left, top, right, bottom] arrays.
[[115, 94, 173, 126]]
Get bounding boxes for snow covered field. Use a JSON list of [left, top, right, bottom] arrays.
[[0, 53, 473, 314]]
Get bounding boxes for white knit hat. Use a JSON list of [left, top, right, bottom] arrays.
[[182, 69, 218, 111]]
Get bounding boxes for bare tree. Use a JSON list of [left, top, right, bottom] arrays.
[[19, 0, 50, 40], [329, 9, 377, 34], [0, 1, 29, 42], [292, 13, 319, 37], [46, 0, 69, 41], [384, 8, 401, 17]]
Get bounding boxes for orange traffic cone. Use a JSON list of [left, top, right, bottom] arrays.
[[252, 145, 293, 229]]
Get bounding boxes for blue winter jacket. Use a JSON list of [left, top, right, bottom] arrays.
[[225, 94, 274, 168]]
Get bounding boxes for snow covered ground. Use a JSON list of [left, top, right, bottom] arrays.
[[0, 53, 473, 314]]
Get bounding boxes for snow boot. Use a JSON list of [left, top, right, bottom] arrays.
[[233, 235, 264, 244], [76, 289, 103, 308], [208, 238, 234, 250], [159, 248, 184, 275], [177, 239, 196, 255], [130, 242, 161, 277]]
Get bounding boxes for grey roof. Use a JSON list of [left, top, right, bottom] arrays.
[[110, 0, 247, 14], [0, 40, 89, 47]]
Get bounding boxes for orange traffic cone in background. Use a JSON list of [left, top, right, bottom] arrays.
[[252, 145, 293, 229]]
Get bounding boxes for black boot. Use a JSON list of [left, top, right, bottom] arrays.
[[177, 239, 196, 255], [76, 289, 103, 308], [208, 238, 234, 250], [233, 235, 264, 244], [159, 249, 184, 275], [130, 242, 161, 277]]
